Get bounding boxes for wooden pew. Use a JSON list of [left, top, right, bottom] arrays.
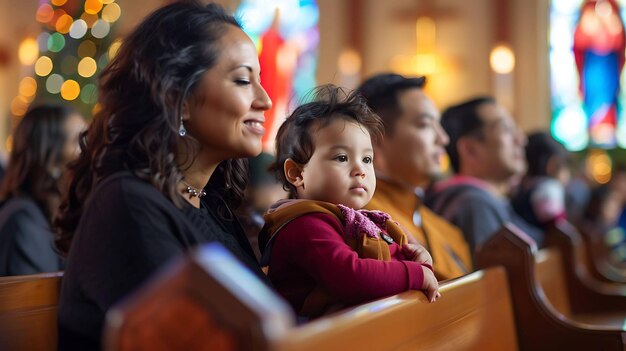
[[0, 271, 63, 351], [544, 220, 626, 313], [475, 224, 626, 350], [105, 243, 519, 351], [573, 224, 626, 284]]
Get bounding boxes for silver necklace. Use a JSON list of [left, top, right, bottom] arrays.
[[182, 181, 206, 198]]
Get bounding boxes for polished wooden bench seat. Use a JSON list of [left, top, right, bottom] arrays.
[[476, 224, 626, 350], [105, 243, 519, 351], [0, 271, 63, 351]]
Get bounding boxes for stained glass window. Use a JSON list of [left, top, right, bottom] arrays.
[[550, 0, 626, 150], [236, 0, 319, 150]]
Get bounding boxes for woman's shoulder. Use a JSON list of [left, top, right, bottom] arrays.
[[91, 171, 174, 207], [0, 197, 47, 226]]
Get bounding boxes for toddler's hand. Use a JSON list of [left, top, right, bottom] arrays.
[[421, 266, 441, 303], [403, 243, 433, 266]]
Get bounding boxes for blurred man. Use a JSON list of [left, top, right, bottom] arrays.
[[358, 73, 472, 280], [426, 97, 543, 254]]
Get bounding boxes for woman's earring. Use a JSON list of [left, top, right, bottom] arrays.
[[179, 116, 187, 137]]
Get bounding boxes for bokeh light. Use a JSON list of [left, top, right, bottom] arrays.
[[69, 19, 88, 39], [35, 56, 53, 76], [18, 77, 37, 98], [102, 3, 121, 23], [46, 74, 64, 94], [37, 32, 50, 53], [61, 80, 81, 101], [51, 0, 69, 5], [18, 38, 38, 66], [490, 44, 516, 74], [84, 0, 104, 15], [80, 83, 98, 104], [55, 14, 73, 34], [108, 39, 122, 60], [78, 57, 98, 77], [47, 33, 66, 53], [11, 96, 29, 117], [91, 19, 110, 38], [97, 54, 109, 69], [35, 4, 54, 24]]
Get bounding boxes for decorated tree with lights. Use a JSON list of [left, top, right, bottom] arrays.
[[12, 0, 121, 122]]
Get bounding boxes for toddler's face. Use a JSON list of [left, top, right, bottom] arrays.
[[296, 118, 376, 209]]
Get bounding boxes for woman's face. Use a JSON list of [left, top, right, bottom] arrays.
[[61, 113, 86, 164], [184, 25, 272, 163]]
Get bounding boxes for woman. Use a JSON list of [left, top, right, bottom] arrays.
[[55, 2, 271, 349], [0, 105, 85, 276]]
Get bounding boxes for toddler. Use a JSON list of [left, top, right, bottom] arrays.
[[259, 85, 439, 317]]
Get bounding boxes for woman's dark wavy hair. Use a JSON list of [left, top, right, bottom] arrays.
[[272, 84, 384, 198], [55, 1, 247, 255], [0, 104, 77, 222]]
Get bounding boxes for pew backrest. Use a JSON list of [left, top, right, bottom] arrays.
[[106, 243, 519, 351], [534, 247, 571, 317], [272, 266, 518, 351], [0, 271, 63, 351], [476, 223, 626, 350]]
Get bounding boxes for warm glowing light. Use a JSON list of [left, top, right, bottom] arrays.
[[490, 44, 516, 74], [92, 103, 102, 116], [108, 40, 122, 60], [78, 57, 98, 77], [51, 0, 68, 5], [18, 38, 39, 66], [586, 149, 612, 184], [413, 17, 437, 75], [103, 0, 116, 4], [5, 135, 12, 153], [84, 0, 104, 15], [35, 56, 53, 76], [36, 4, 54, 24], [412, 54, 437, 75], [18, 77, 37, 97], [61, 80, 81, 101], [55, 14, 73, 34], [78, 40, 97, 58], [102, 3, 121, 23], [10, 96, 29, 117], [338, 49, 361, 75]]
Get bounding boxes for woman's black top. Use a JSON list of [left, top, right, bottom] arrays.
[[57, 171, 267, 350]]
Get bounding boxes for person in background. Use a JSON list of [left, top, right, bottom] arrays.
[[54, 2, 272, 349], [260, 85, 439, 318], [0, 104, 85, 276], [426, 97, 543, 255], [236, 152, 287, 259], [511, 131, 571, 229], [356, 73, 472, 280]]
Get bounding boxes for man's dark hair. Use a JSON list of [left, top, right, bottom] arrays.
[[356, 73, 425, 136], [440, 96, 495, 173]]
